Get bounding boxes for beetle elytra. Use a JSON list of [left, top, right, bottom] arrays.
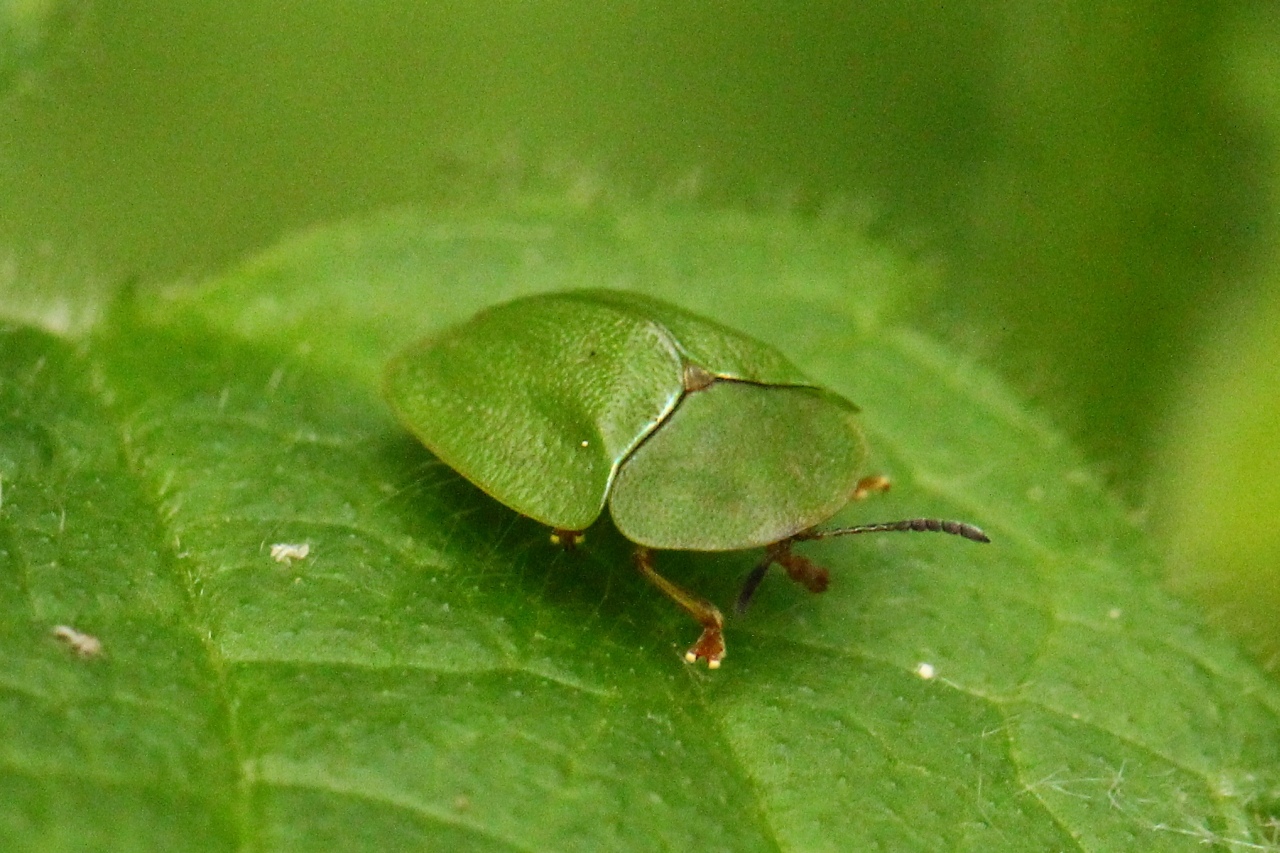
[[386, 290, 988, 667]]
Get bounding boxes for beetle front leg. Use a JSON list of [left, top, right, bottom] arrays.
[[633, 546, 725, 668]]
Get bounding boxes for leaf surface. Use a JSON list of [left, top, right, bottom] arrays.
[[3, 200, 1278, 851]]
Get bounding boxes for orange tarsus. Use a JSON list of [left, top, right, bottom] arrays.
[[852, 474, 892, 501], [549, 529, 585, 551]]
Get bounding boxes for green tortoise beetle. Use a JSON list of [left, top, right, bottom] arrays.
[[385, 290, 989, 668]]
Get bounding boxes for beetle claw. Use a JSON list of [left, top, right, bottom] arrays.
[[685, 627, 726, 668]]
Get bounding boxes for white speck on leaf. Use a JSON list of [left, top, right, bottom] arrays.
[[915, 662, 936, 680], [53, 625, 102, 658], [271, 543, 310, 566]]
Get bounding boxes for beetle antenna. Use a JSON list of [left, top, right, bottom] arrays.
[[796, 519, 991, 543], [736, 518, 989, 615]]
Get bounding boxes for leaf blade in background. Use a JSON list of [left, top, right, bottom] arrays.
[[3, 202, 1279, 851], [0, 0, 85, 97], [1157, 285, 1280, 674], [1153, 13, 1280, 673]]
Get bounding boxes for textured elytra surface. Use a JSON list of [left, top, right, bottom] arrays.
[[608, 381, 865, 550], [385, 291, 689, 532], [3, 202, 1280, 852], [386, 289, 865, 549]]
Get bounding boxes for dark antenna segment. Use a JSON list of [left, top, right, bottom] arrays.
[[735, 518, 990, 615]]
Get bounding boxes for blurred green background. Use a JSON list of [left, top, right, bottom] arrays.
[[2, 0, 1278, 667]]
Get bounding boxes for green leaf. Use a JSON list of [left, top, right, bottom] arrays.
[[4, 199, 1279, 851], [0, 0, 84, 96]]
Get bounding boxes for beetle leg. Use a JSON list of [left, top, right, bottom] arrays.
[[852, 474, 892, 501], [736, 538, 832, 615], [634, 546, 725, 668], [762, 537, 834, 591], [734, 547, 778, 614]]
